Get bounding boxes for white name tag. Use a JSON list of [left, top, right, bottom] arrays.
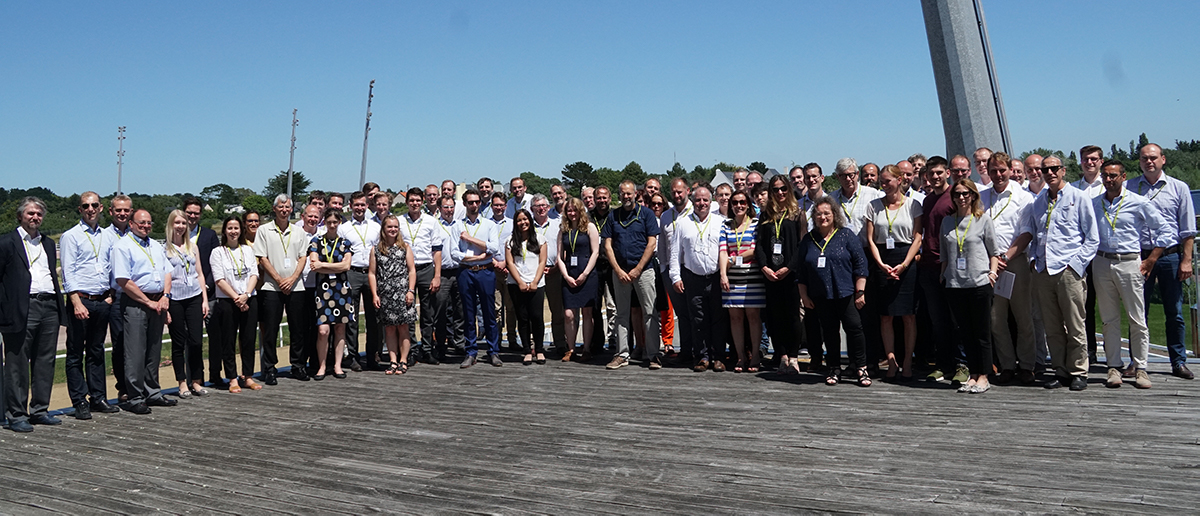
[[570, 256, 578, 267], [886, 237, 895, 250], [773, 243, 782, 255], [817, 256, 826, 269], [95, 263, 106, 275], [956, 257, 967, 270], [152, 271, 163, 284], [284, 258, 294, 271], [734, 255, 743, 266], [329, 274, 338, 280]]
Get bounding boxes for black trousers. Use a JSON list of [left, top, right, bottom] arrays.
[[590, 265, 614, 352], [413, 263, 438, 358], [683, 269, 724, 362], [258, 289, 309, 371], [211, 297, 258, 379], [814, 295, 866, 369], [434, 269, 466, 355], [65, 296, 111, 404], [4, 298, 59, 422], [1084, 262, 1097, 358], [508, 284, 545, 354], [109, 293, 127, 395], [946, 285, 994, 375], [763, 279, 804, 358], [917, 266, 965, 373], [344, 269, 382, 365], [301, 288, 319, 371], [167, 295, 205, 384]]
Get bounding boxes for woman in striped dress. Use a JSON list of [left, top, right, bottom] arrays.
[[720, 190, 766, 372]]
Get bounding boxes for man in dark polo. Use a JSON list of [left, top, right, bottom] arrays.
[[601, 180, 662, 370], [2, 197, 66, 432]]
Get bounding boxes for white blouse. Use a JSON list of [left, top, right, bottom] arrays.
[[210, 244, 258, 298], [506, 237, 546, 288]]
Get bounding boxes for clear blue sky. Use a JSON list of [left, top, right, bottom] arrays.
[[2, 1, 1197, 196]]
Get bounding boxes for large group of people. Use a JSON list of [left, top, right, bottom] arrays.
[[1, 142, 1194, 432]]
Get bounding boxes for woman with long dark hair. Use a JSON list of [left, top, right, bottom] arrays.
[[720, 190, 765, 372], [506, 209, 547, 365], [210, 215, 261, 393]]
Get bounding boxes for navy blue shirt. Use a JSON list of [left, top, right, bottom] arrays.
[[799, 227, 868, 300], [600, 205, 661, 270]]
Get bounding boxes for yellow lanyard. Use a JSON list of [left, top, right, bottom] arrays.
[[594, 212, 608, 234], [1103, 195, 1126, 231], [226, 246, 246, 277], [126, 234, 156, 268], [465, 218, 484, 239], [322, 237, 341, 264], [734, 218, 752, 253], [22, 237, 42, 266], [81, 223, 100, 259], [987, 189, 1014, 220], [404, 215, 424, 242], [955, 215, 974, 253], [440, 219, 454, 236], [838, 190, 860, 222], [1139, 180, 1165, 201], [670, 205, 690, 232], [275, 224, 292, 252], [815, 229, 838, 256], [617, 208, 638, 228], [692, 214, 712, 241], [883, 201, 901, 236], [350, 219, 369, 245], [1044, 197, 1057, 230], [569, 229, 581, 254], [536, 221, 551, 240]]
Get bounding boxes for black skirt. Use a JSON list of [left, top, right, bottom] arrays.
[[873, 245, 917, 316]]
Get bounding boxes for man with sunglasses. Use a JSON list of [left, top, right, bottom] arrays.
[[61, 192, 120, 419], [1006, 156, 1098, 391], [1021, 154, 1050, 370], [1127, 143, 1196, 380]]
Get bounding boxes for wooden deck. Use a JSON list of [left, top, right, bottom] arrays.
[[2, 355, 1199, 515]]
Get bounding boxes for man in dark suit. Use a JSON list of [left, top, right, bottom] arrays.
[[1, 196, 65, 433]]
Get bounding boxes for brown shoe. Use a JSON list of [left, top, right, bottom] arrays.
[[712, 360, 726, 372], [242, 377, 263, 390], [561, 349, 574, 362], [693, 359, 709, 373], [1135, 369, 1152, 389], [1105, 368, 1122, 388], [605, 356, 628, 370], [1122, 363, 1137, 378]]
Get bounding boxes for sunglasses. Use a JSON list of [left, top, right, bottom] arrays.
[[79, 202, 101, 209], [245, 219, 260, 224], [466, 200, 481, 205], [1043, 165, 1065, 173], [772, 186, 789, 193], [953, 191, 973, 197], [731, 200, 749, 206], [650, 201, 665, 207]]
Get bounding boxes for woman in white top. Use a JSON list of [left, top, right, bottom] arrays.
[[164, 209, 208, 398], [210, 215, 261, 393], [505, 209, 547, 365], [863, 165, 924, 381]]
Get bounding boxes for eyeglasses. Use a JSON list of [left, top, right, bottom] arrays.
[[650, 201, 665, 207], [772, 186, 789, 193], [838, 173, 857, 179], [953, 191, 973, 197], [1043, 165, 1064, 173], [133, 220, 153, 226], [79, 202, 101, 209], [534, 204, 550, 209]]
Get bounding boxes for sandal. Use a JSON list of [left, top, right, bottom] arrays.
[[777, 355, 792, 375], [747, 359, 760, 373], [229, 382, 242, 394], [886, 356, 899, 380], [397, 362, 408, 375], [241, 377, 263, 390], [385, 362, 401, 375], [857, 368, 872, 387], [825, 369, 839, 386]]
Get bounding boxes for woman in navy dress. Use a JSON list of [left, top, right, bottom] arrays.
[[556, 197, 599, 360], [308, 207, 354, 380]]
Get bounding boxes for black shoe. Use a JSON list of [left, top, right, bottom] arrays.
[[30, 414, 62, 426], [1043, 376, 1068, 389], [312, 374, 326, 381], [90, 399, 120, 414], [1173, 364, 1194, 380], [1069, 376, 1088, 391], [120, 402, 152, 415], [146, 397, 178, 407], [8, 420, 33, 433], [333, 372, 347, 379], [264, 369, 278, 386], [365, 361, 386, 372], [489, 353, 504, 367], [72, 401, 92, 420], [292, 367, 310, 381], [461, 355, 477, 369]]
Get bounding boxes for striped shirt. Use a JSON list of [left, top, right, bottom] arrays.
[[719, 217, 759, 268]]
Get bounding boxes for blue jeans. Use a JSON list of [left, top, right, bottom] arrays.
[[1143, 252, 1188, 366], [459, 267, 499, 357]]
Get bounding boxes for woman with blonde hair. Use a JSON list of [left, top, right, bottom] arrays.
[[369, 215, 417, 375], [556, 197, 600, 361], [940, 179, 1000, 393], [864, 165, 923, 381], [164, 209, 209, 397]]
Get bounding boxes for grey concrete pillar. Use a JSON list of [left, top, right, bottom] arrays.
[[922, 0, 1011, 169]]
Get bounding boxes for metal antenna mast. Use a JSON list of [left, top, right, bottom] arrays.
[[286, 109, 299, 199], [359, 79, 375, 189], [116, 126, 126, 195]]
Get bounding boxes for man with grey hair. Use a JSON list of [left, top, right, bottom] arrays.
[[113, 208, 174, 413], [254, 194, 311, 382], [949, 155, 973, 185], [831, 157, 883, 244], [581, 187, 595, 211], [601, 180, 662, 369], [908, 153, 927, 194], [531, 193, 566, 354], [2, 197, 65, 431], [549, 184, 568, 220]]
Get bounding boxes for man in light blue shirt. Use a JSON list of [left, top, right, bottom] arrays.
[[1126, 143, 1197, 379], [1093, 160, 1168, 389], [1005, 155, 1098, 391], [453, 189, 502, 366], [104, 194, 134, 402], [60, 192, 120, 418], [112, 209, 174, 414]]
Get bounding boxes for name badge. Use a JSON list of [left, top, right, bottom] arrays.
[[284, 258, 294, 271], [152, 271, 163, 284], [886, 237, 895, 250], [329, 274, 338, 280], [734, 255, 743, 267], [773, 243, 782, 255], [570, 256, 578, 267], [817, 256, 826, 269], [95, 263, 106, 276], [956, 257, 967, 270]]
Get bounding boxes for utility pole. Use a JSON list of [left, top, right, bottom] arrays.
[[286, 109, 298, 200], [359, 79, 375, 190], [116, 126, 126, 195]]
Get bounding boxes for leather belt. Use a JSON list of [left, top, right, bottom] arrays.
[[1097, 251, 1139, 262], [1142, 245, 1181, 260], [464, 263, 492, 272], [73, 291, 112, 301], [145, 292, 164, 301], [416, 262, 434, 269], [29, 293, 57, 301], [350, 266, 368, 273]]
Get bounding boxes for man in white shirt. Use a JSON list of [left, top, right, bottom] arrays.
[[982, 153, 1036, 384], [896, 160, 925, 204], [973, 147, 993, 186], [669, 185, 725, 371], [295, 204, 323, 375], [441, 180, 467, 220], [338, 192, 382, 371], [433, 195, 467, 360], [505, 177, 531, 218], [659, 178, 692, 357], [400, 188, 445, 365], [254, 194, 310, 382], [489, 192, 517, 349], [1071, 145, 1105, 363], [531, 194, 565, 354], [831, 158, 884, 245]]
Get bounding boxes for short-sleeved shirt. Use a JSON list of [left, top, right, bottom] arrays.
[[939, 214, 998, 288], [112, 233, 171, 294], [166, 244, 204, 301], [919, 188, 955, 269], [210, 244, 259, 298], [399, 212, 442, 265], [980, 182, 1034, 251], [831, 185, 884, 244], [600, 205, 660, 270], [720, 217, 759, 268], [506, 237, 546, 287], [533, 217, 562, 267], [338, 216, 380, 269], [254, 220, 310, 291], [865, 196, 923, 245]]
